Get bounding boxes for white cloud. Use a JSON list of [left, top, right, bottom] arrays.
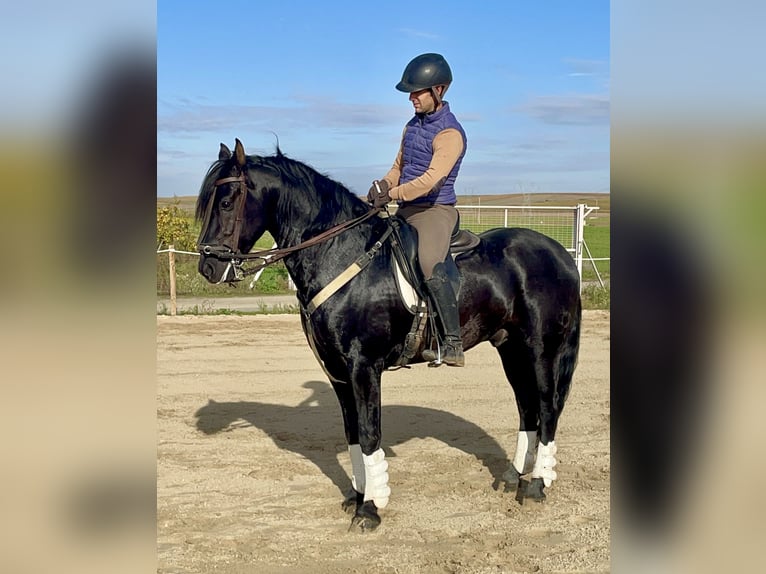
[[157, 97, 404, 135], [563, 58, 609, 78], [518, 94, 610, 125], [397, 27, 441, 40]]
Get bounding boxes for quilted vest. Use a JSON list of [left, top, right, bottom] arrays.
[[400, 102, 466, 205]]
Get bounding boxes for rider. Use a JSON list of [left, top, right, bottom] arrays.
[[367, 53, 467, 367]]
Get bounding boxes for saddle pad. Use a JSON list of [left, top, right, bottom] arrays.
[[394, 257, 422, 313]]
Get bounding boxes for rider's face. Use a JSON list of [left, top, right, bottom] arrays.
[[409, 88, 437, 114]]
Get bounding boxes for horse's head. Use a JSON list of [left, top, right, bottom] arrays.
[[195, 139, 278, 284]]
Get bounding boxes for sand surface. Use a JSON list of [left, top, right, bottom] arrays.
[[157, 311, 609, 573]]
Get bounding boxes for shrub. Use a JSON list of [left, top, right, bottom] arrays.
[[157, 202, 197, 252]]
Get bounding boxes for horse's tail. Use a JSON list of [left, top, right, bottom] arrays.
[[554, 297, 582, 412]]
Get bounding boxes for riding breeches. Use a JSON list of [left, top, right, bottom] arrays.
[[395, 203, 458, 280]]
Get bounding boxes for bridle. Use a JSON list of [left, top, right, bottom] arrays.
[[197, 173, 249, 256], [198, 169, 383, 281]]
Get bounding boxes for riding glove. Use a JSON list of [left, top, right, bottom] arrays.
[[367, 179, 392, 208]]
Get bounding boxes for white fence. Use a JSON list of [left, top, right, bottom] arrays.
[[158, 203, 608, 313], [457, 204, 605, 287]]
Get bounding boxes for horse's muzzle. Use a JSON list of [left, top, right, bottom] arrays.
[[199, 257, 219, 283], [198, 253, 244, 284]]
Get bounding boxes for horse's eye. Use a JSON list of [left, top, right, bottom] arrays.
[[220, 199, 232, 210]]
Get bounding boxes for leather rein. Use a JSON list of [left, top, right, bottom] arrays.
[[199, 173, 383, 278]]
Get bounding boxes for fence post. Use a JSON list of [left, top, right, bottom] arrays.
[[168, 244, 177, 316], [573, 205, 585, 292]]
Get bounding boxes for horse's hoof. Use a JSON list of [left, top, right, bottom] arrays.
[[525, 477, 547, 502], [349, 514, 381, 532], [341, 488, 363, 515], [348, 501, 381, 532]]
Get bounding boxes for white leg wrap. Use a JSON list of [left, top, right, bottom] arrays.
[[362, 448, 391, 508], [531, 440, 558, 487], [512, 430, 539, 475], [348, 444, 365, 493]]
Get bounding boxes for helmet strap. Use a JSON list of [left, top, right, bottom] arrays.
[[430, 85, 448, 110], [429, 87, 442, 109]]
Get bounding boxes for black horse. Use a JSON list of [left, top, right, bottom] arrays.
[[195, 139, 581, 531]]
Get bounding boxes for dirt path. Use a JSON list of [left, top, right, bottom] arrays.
[[157, 311, 610, 573]]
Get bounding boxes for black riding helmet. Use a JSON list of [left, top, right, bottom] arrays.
[[395, 53, 453, 93]]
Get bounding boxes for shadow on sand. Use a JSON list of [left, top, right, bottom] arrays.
[[195, 380, 510, 494]]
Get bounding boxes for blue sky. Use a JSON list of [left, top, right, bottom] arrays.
[[158, 1, 609, 198]]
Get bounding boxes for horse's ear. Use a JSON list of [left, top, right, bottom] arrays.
[[219, 143, 231, 161], [234, 138, 247, 167]]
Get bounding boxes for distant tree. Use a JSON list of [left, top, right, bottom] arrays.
[[157, 201, 196, 251]]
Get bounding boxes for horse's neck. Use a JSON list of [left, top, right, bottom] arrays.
[[270, 195, 324, 250], [270, 194, 372, 299]]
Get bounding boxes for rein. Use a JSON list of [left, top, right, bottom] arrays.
[[199, 173, 384, 278]]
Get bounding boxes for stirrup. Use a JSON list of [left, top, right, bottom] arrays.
[[423, 345, 441, 367], [424, 341, 464, 367]]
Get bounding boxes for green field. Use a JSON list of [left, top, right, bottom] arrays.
[[582, 225, 610, 282]]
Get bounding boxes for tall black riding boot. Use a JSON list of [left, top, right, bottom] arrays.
[[422, 265, 465, 367]]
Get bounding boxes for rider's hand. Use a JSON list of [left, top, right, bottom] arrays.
[[367, 180, 392, 208]]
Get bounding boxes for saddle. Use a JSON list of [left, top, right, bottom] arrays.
[[387, 214, 481, 367], [389, 215, 480, 306]]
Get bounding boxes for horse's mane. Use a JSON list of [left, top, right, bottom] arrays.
[[195, 148, 365, 223], [258, 150, 365, 218], [194, 158, 227, 221]]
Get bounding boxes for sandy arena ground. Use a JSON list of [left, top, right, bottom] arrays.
[[157, 311, 610, 573]]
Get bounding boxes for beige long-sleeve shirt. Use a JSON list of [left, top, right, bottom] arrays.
[[381, 127, 465, 202]]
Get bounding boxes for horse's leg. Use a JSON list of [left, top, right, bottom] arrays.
[[525, 350, 559, 502], [495, 336, 541, 493], [348, 362, 390, 532], [329, 380, 366, 514], [525, 304, 581, 501], [496, 329, 569, 501]]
